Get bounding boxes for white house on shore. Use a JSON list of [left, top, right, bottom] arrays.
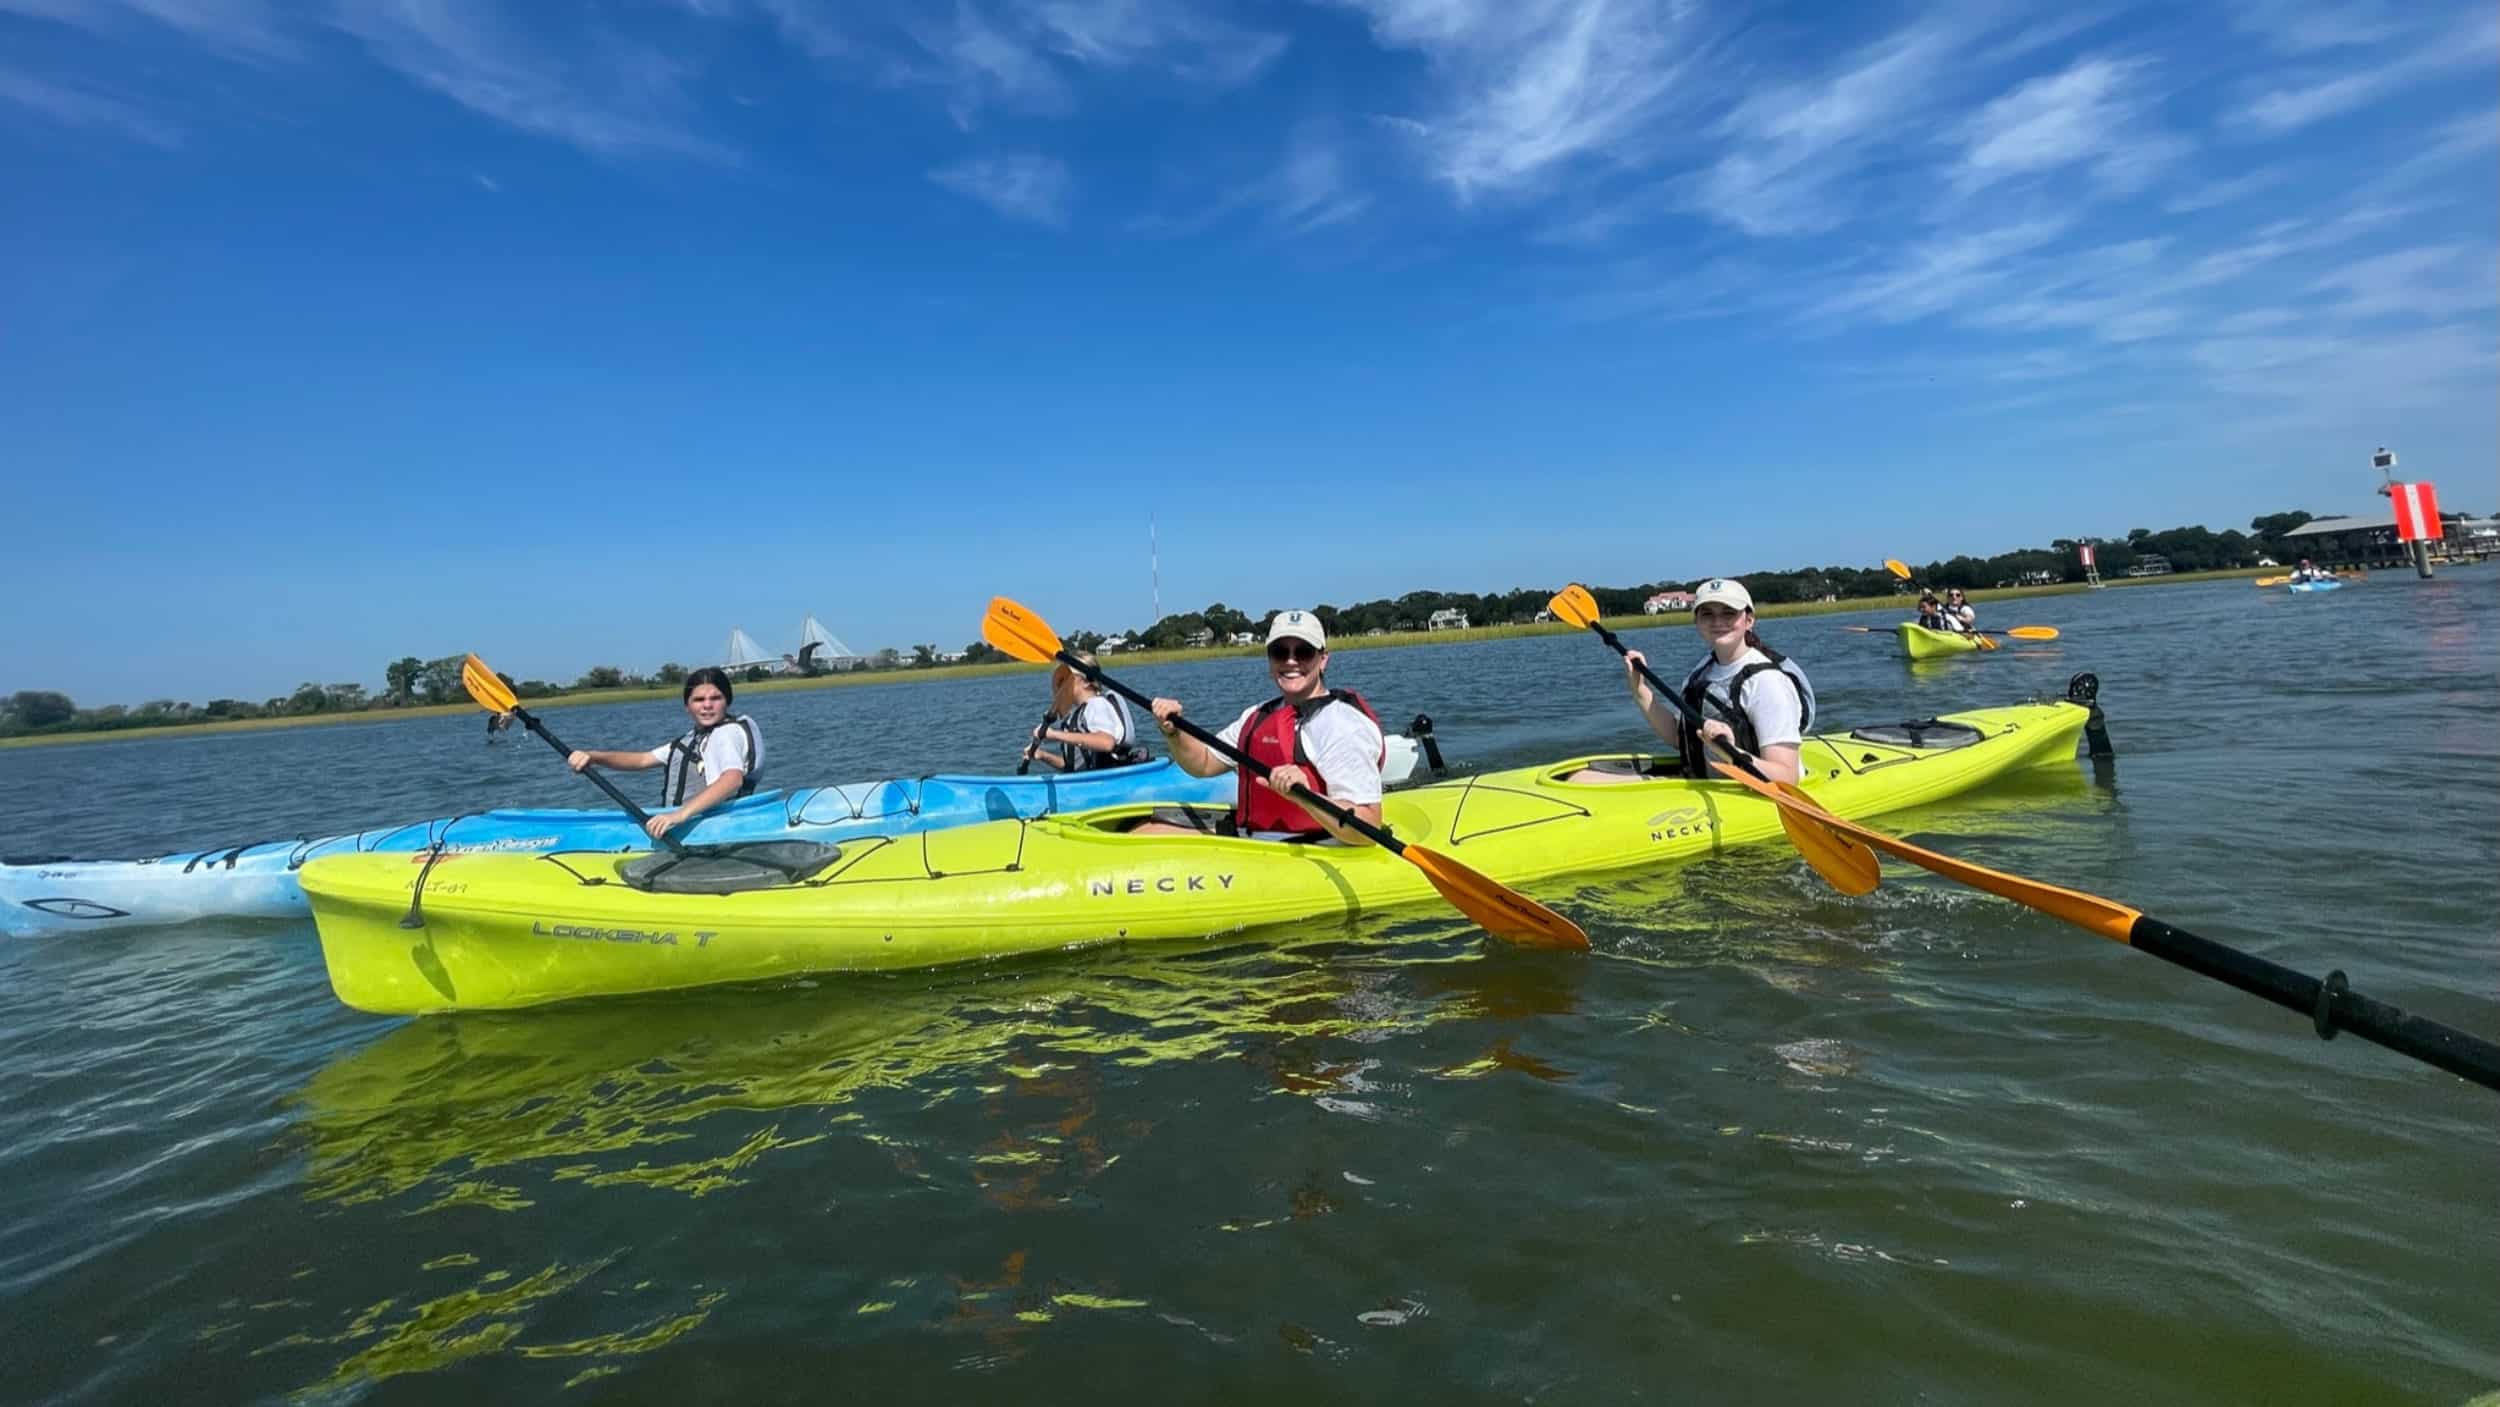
[[1427, 608, 1470, 631], [1644, 590, 1695, 613]]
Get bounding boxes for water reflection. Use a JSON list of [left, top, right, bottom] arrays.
[[289, 931, 1587, 1213]]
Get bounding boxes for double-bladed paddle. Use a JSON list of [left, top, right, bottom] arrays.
[[1545, 585, 1881, 896], [981, 597, 1588, 951], [1548, 591, 2496, 1091], [1843, 624, 2061, 640], [1674, 761, 2500, 1093], [458, 654, 688, 855]]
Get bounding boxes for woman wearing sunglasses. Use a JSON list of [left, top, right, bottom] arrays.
[[1942, 587, 1978, 634], [1137, 609, 1385, 843], [1020, 650, 1147, 772]]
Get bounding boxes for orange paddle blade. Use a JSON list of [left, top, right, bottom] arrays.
[[982, 596, 1065, 664], [2005, 626, 2060, 640], [459, 654, 518, 714], [1707, 762, 1881, 895], [1403, 844, 1589, 950], [1884, 559, 1913, 580], [1546, 584, 1601, 629]]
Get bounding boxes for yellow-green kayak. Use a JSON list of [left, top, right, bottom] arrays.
[[1898, 621, 1982, 659], [301, 701, 2091, 1015]]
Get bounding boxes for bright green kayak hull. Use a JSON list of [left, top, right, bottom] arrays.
[[301, 702, 2092, 1015], [1898, 621, 1982, 659]]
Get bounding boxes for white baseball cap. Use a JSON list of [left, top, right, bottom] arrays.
[[1693, 578, 1753, 612], [1266, 610, 1326, 650]]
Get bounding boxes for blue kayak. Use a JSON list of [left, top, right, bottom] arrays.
[[3, 735, 1428, 937], [2287, 579, 2343, 593], [2, 761, 1221, 937]]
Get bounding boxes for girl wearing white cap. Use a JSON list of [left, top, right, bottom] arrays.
[[1573, 578, 1816, 785], [1137, 609, 1386, 843]]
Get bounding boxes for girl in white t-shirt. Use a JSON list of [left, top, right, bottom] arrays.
[[1021, 651, 1146, 772], [561, 666, 765, 841], [1570, 577, 1816, 785]]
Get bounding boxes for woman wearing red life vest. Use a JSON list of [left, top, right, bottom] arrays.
[[1137, 609, 1386, 844]]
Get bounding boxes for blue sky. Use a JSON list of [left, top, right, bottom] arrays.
[[3, 0, 2493, 704]]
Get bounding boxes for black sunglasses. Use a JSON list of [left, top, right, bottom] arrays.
[[1266, 641, 1321, 663]]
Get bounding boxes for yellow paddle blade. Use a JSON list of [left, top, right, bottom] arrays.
[[1547, 583, 1601, 629], [1974, 633, 1999, 651], [1403, 844, 1589, 949], [982, 596, 1064, 665], [1885, 559, 1913, 579], [2005, 626, 2060, 640], [1708, 762, 1881, 895], [459, 654, 518, 714], [2254, 576, 2287, 587]]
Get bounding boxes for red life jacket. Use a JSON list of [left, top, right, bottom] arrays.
[[1233, 690, 1385, 835]]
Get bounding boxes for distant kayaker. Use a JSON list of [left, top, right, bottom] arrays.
[[1570, 577, 1816, 785], [1135, 610, 1385, 843], [564, 666, 765, 841], [485, 710, 515, 741], [2292, 558, 2327, 583], [1021, 651, 1146, 773], [1943, 587, 1978, 633], [1916, 592, 1948, 630]]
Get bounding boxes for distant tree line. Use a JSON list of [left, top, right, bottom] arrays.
[[6, 507, 2476, 738]]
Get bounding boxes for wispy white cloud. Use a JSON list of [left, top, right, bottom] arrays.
[[1693, 21, 1959, 235], [2231, 8, 2499, 132], [929, 151, 1073, 226], [1809, 217, 2075, 326], [1952, 54, 2184, 196], [2228, 0, 2403, 53], [1033, 0, 1288, 86], [0, 0, 293, 60], [1125, 125, 1371, 239], [1263, 128, 1369, 233], [2305, 244, 2492, 319], [332, 0, 733, 163], [0, 63, 182, 145], [893, 4, 1074, 127], [2162, 163, 2288, 214], [2361, 107, 2499, 196], [1341, 0, 1703, 200], [2189, 323, 2493, 411]]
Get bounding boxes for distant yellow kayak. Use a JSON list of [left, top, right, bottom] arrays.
[[300, 701, 2093, 1015], [1897, 621, 1982, 659]]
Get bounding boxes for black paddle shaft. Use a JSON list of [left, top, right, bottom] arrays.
[[1578, 621, 1772, 784], [1015, 707, 1055, 775], [2130, 917, 2500, 1092], [1061, 654, 1406, 854], [507, 706, 689, 855]]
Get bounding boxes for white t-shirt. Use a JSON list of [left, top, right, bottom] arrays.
[[648, 719, 761, 798], [1216, 696, 1385, 804], [1690, 650, 1805, 751]]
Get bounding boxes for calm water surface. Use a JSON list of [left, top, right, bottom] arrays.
[[3, 573, 2493, 1404]]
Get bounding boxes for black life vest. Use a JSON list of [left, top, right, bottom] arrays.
[[1675, 647, 1815, 779], [1056, 694, 1145, 772], [1233, 689, 1385, 835], [661, 715, 763, 806]]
